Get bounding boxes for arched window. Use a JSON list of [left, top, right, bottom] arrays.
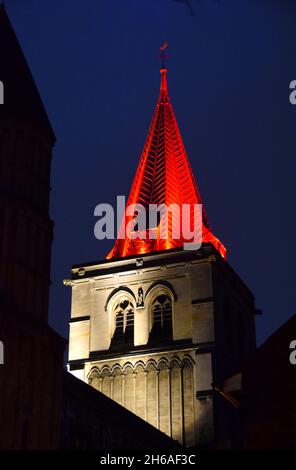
[[150, 294, 172, 342], [111, 299, 134, 347]]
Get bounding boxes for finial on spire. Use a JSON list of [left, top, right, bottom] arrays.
[[160, 42, 168, 69]]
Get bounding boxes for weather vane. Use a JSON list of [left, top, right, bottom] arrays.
[[160, 42, 168, 69]]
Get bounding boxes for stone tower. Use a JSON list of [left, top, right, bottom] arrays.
[[67, 67, 257, 447], [0, 5, 54, 321], [0, 5, 65, 449]]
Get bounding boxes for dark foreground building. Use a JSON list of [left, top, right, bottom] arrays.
[[0, 3, 66, 449], [242, 313, 296, 449], [61, 371, 181, 450]]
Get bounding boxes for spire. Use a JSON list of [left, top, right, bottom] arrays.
[[160, 68, 168, 95], [0, 6, 55, 141], [107, 65, 226, 259]]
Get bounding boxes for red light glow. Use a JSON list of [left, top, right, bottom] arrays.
[[107, 69, 226, 260]]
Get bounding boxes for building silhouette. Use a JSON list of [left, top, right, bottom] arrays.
[[242, 313, 296, 449], [0, 3, 66, 449]]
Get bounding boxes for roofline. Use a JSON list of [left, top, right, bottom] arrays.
[[71, 243, 215, 271]]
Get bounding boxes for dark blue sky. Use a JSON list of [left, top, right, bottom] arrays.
[[6, 0, 296, 344]]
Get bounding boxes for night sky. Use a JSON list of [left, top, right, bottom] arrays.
[[5, 0, 296, 345]]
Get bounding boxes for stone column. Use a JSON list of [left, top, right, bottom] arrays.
[[110, 376, 114, 400], [180, 367, 184, 445], [133, 372, 137, 413], [121, 373, 125, 406], [144, 371, 148, 421], [156, 370, 160, 429], [167, 368, 172, 437]]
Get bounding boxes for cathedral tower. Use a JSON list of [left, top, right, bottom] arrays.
[[0, 4, 54, 321], [67, 65, 257, 447]]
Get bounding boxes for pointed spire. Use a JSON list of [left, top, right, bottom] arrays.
[[0, 6, 55, 141], [107, 65, 226, 259], [159, 42, 169, 97], [160, 68, 168, 96]]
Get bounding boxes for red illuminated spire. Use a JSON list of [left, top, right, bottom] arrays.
[[107, 65, 226, 259]]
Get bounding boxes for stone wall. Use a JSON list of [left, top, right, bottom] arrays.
[[87, 351, 195, 447]]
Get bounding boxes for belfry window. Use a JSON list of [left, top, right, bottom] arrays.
[[150, 294, 172, 341], [111, 299, 134, 347]]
